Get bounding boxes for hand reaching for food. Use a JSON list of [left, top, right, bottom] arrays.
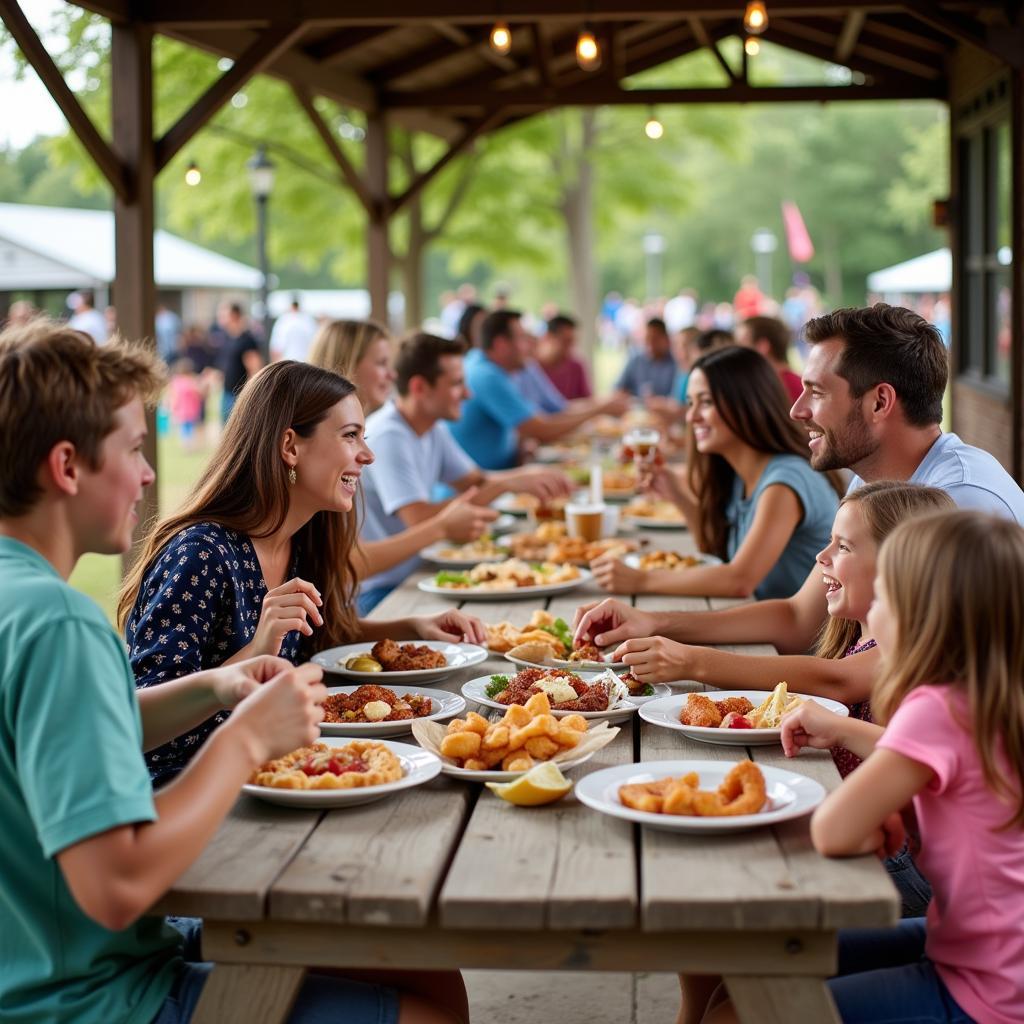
[[590, 554, 644, 594], [415, 610, 487, 646], [438, 486, 499, 543], [780, 700, 849, 757], [573, 597, 655, 648]]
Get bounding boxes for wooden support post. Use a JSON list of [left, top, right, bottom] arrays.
[[111, 20, 159, 554], [365, 111, 391, 327]]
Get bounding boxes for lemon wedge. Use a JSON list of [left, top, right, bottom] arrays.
[[485, 762, 573, 806]]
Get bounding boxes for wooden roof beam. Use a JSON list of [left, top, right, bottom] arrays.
[[689, 16, 738, 82], [531, 23, 553, 88], [834, 10, 865, 61], [0, 0, 130, 199], [367, 27, 489, 84], [291, 84, 375, 214], [901, 1, 1024, 69], [155, 22, 308, 172], [305, 27, 396, 65], [382, 80, 946, 110]]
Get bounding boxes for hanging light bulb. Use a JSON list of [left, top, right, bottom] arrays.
[[744, 36, 761, 56], [744, 2, 768, 34], [490, 20, 512, 55], [184, 161, 201, 187], [644, 109, 664, 140], [576, 25, 601, 71]]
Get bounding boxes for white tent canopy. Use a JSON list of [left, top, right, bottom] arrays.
[[866, 248, 951, 296], [0, 203, 262, 291]]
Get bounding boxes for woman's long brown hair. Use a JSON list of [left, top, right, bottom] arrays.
[[118, 361, 360, 654], [685, 346, 844, 557], [873, 510, 1024, 829], [814, 482, 953, 660]]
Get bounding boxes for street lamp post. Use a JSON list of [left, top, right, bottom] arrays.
[[247, 146, 275, 353], [750, 227, 778, 299], [642, 231, 666, 301]]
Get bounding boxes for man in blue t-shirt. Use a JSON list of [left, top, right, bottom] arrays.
[[449, 310, 629, 469], [614, 317, 678, 398], [575, 302, 1024, 694], [0, 321, 435, 1024]]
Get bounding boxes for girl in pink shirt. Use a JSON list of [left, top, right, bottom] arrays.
[[757, 509, 1024, 1024]]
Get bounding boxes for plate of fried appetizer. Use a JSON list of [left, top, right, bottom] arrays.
[[243, 737, 441, 808], [621, 499, 687, 530], [418, 559, 589, 599], [575, 758, 827, 833], [313, 639, 488, 683], [462, 667, 668, 723], [498, 522, 638, 564], [319, 683, 466, 737], [484, 611, 627, 672], [623, 550, 722, 570], [492, 494, 567, 519], [413, 691, 618, 781], [639, 683, 848, 746], [420, 535, 507, 567]]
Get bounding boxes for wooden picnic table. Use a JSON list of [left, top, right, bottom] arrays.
[[158, 523, 898, 1024]]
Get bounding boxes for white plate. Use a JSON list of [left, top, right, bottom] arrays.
[[639, 691, 849, 746], [312, 641, 488, 683], [503, 650, 629, 673], [320, 684, 466, 737], [575, 759, 826, 834], [242, 738, 442, 809], [418, 569, 592, 601], [623, 552, 722, 569], [622, 515, 687, 530], [492, 494, 537, 517], [461, 673, 670, 722], [491, 514, 519, 534], [420, 541, 507, 567], [440, 749, 597, 783]]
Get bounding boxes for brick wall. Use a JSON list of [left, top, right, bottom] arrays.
[[952, 380, 1013, 472]]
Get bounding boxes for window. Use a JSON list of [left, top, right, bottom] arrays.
[[957, 80, 1012, 387]]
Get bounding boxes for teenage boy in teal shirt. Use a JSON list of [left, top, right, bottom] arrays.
[[0, 322, 461, 1024]]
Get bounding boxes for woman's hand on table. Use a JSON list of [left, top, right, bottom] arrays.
[[611, 636, 692, 683], [229, 662, 327, 764], [780, 701, 849, 757], [414, 610, 487, 646], [438, 486, 498, 543], [249, 577, 323, 655], [590, 554, 645, 594], [211, 655, 293, 707], [573, 597, 656, 647]]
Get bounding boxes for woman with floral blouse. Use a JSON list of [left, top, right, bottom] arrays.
[[118, 361, 484, 786]]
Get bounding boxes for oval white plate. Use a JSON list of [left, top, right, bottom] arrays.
[[639, 690, 849, 746], [242, 739, 442, 809], [320, 684, 466, 737], [492, 493, 537, 517], [312, 641, 487, 683], [461, 673, 670, 723], [491, 514, 520, 534], [503, 650, 629, 673], [576, 759, 826, 834], [418, 569, 592, 602], [623, 552, 722, 569], [420, 540, 508, 567], [440, 749, 597, 783]]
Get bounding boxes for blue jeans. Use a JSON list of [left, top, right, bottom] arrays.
[[829, 919, 972, 1023], [154, 918, 400, 1024], [885, 844, 932, 918], [357, 585, 394, 617], [220, 390, 237, 423]]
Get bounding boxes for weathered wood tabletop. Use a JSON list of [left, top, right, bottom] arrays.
[[159, 524, 898, 1024]]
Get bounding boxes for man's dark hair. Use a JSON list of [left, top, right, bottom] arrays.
[[228, 302, 243, 318], [695, 328, 734, 352], [456, 303, 485, 347], [646, 317, 667, 334], [480, 309, 522, 351], [803, 303, 947, 426], [742, 316, 791, 363], [395, 332, 466, 395], [547, 314, 577, 334]]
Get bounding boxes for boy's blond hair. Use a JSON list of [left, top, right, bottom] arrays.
[[0, 319, 164, 517]]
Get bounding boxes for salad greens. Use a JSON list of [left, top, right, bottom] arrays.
[[435, 570, 470, 586], [639, 683, 655, 697], [485, 674, 510, 698], [538, 617, 573, 654]]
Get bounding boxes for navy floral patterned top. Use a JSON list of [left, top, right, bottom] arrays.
[[126, 522, 301, 786]]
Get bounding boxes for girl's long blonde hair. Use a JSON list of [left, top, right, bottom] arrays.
[[873, 510, 1024, 828], [118, 361, 361, 653], [815, 482, 953, 660], [308, 318, 389, 410]]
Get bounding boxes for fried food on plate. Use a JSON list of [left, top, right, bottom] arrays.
[[251, 740, 403, 790], [618, 761, 766, 817], [636, 550, 702, 571], [679, 688, 801, 730], [487, 610, 566, 656], [489, 667, 627, 713], [371, 639, 447, 672], [679, 693, 723, 729], [322, 684, 433, 724]]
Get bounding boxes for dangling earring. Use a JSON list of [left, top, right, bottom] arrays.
[[288, 466, 297, 485]]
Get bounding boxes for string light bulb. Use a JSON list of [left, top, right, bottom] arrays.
[[184, 161, 201, 186], [576, 25, 601, 71], [489, 21, 512, 55], [744, 2, 768, 34], [744, 36, 761, 56], [644, 109, 664, 140]]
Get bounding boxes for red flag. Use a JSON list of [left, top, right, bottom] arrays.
[[782, 200, 815, 263]]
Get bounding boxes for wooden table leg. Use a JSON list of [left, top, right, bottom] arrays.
[[724, 975, 841, 1024], [191, 964, 307, 1024]]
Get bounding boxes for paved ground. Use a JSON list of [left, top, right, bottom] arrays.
[[464, 971, 680, 1024]]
